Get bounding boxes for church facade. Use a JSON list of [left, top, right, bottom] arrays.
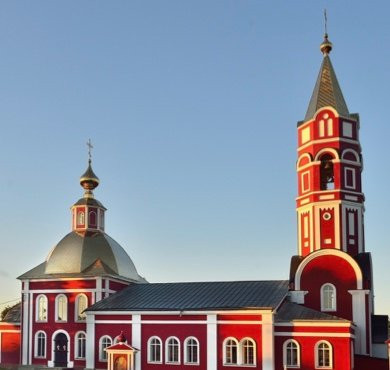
[[0, 34, 389, 370]]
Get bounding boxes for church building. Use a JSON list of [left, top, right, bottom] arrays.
[[0, 34, 389, 370]]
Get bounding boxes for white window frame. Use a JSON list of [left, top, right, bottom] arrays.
[[165, 336, 180, 364], [34, 331, 46, 358], [240, 337, 256, 366], [147, 336, 162, 364], [74, 331, 86, 359], [75, 294, 88, 322], [344, 168, 356, 189], [223, 337, 239, 365], [320, 283, 337, 312], [283, 339, 300, 368], [99, 335, 112, 362], [55, 294, 68, 322], [184, 336, 200, 365], [36, 294, 48, 322], [315, 340, 333, 369]]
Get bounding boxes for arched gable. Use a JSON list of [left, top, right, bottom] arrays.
[[294, 249, 363, 291]]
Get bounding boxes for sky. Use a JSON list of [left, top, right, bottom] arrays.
[[0, 1, 389, 316]]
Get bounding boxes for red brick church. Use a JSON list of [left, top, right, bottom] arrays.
[[0, 33, 389, 370]]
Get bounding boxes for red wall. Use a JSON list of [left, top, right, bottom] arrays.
[[141, 321, 207, 370], [0, 325, 20, 365], [274, 335, 352, 370], [300, 254, 357, 320]]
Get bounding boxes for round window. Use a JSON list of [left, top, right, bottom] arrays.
[[323, 212, 332, 220]]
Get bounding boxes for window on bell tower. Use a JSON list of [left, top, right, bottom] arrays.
[[320, 154, 334, 190]]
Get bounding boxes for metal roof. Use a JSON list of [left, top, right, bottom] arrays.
[[2, 302, 21, 323], [303, 55, 350, 122], [87, 280, 289, 312], [18, 231, 146, 282], [275, 301, 349, 322]]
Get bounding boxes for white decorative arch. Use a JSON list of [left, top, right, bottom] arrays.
[[49, 329, 72, 368], [282, 339, 300, 368], [165, 336, 180, 364], [314, 340, 333, 368], [55, 294, 68, 322], [314, 106, 340, 119], [74, 293, 88, 322], [74, 331, 86, 359], [223, 337, 239, 365], [239, 337, 257, 366], [341, 148, 360, 163], [147, 336, 162, 363], [34, 330, 47, 358], [297, 153, 313, 170], [294, 249, 363, 290], [99, 335, 112, 361], [184, 336, 199, 365], [320, 283, 337, 312], [35, 294, 48, 322], [314, 147, 339, 161]]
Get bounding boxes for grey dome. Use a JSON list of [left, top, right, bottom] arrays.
[[45, 231, 144, 282]]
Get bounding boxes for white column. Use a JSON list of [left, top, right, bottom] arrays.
[[96, 277, 103, 302], [22, 291, 29, 365], [349, 290, 369, 355], [262, 311, 275, 370], [28, 292, 33, 365], [207, 314, 217, 370], [86, 313, 95, 369], [132, 314, 141, 370]]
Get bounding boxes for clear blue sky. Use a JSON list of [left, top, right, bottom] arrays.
[[0, 1, 389, 316]]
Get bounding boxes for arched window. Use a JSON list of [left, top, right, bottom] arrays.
[[148, 336, 162, 363], [75, 332, 86, 359], [283, 339, 300, 367], [34, 331, 46, 358], [89, 211, 96, 226], [78, 211, 85, 225], [184, 337, 199, 364], [99, 336, 112, 361], [240, 338, 256, 365], [315, 341, 332, 368], [55, 294, 68, 322], [165, 337, 180, 364], [320, 154, 335, 190], [321, 283, 336, 311], [36, 294, 48, 322], [75, 294, 88, 321], [223, 338, 238, 365]]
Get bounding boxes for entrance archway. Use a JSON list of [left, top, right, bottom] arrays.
[[54, 332, 68, 367]]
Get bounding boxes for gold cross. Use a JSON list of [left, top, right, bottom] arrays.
[[87, 139, 93, 161], [324, 9, 328, 35]]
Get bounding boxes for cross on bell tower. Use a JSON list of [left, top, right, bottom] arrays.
[[295, 33, 365, 257]]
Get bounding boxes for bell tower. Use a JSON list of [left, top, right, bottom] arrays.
[[296, 34, 365, 257]]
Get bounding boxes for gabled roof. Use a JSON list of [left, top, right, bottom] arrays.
[[275, 301, 350, 322], [304, 55, 350, 122], [87, 280, 289, 312]]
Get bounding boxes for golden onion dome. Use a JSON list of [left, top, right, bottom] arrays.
[[320, 33, 333, 55], [80, 159, 100, 192]]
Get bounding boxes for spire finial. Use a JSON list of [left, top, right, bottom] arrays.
[[320, 9, 333, 55], [324, 9, 328, 36], [87, 138, 93, 164], [80, 140, 100, 198]]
